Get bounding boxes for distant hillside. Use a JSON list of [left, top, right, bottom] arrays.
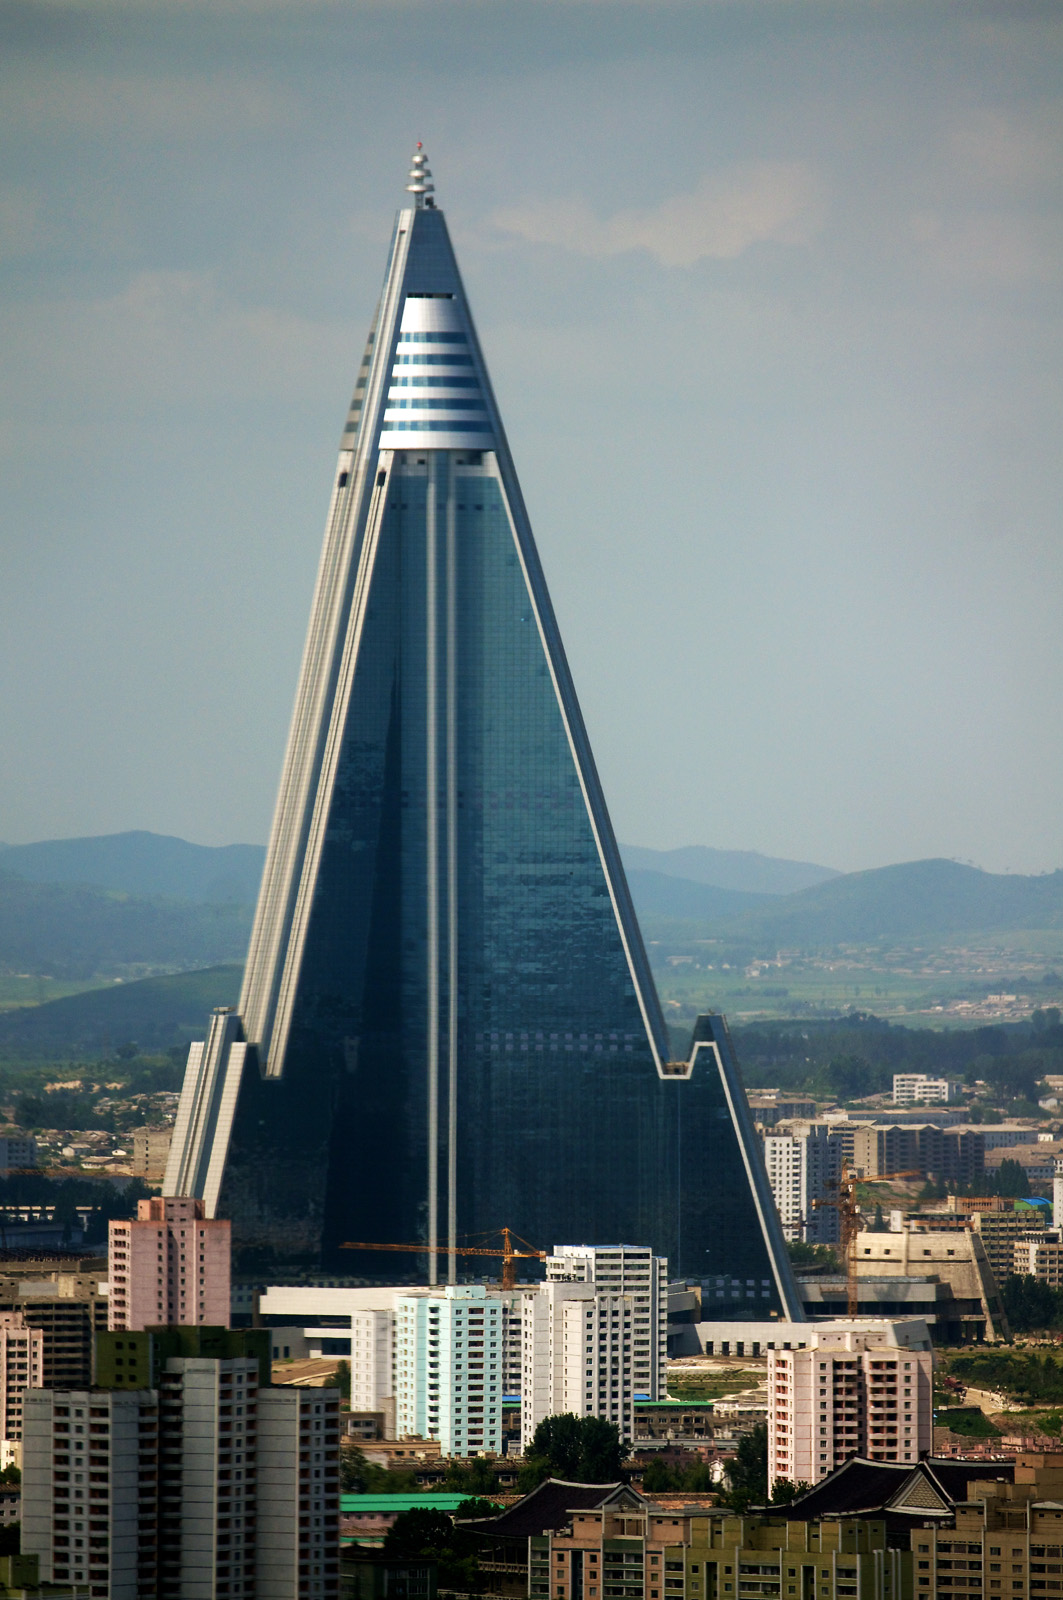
[[714, 859, 1063, 948], [0, 872, 253, 979], [0, 832, 265, 904], [625, 869, 771, 920], [0, 965, 242, 1059], [620, 843, 838, 896]]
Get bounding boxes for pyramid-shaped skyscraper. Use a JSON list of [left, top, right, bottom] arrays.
[[165, 150, 799, 1313]]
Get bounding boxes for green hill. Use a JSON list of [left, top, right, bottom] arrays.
[[0, 871, 253, 980], [712, 859, 1063, 949], [0, 965, 242, 1059], [0, 831, 264, 903]]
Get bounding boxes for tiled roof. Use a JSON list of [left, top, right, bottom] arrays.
[[460, 1480, 640, 1538]]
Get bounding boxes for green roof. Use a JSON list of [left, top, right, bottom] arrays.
[[635, 1398, 714, 1408], [341, 1494, 497, 1514]]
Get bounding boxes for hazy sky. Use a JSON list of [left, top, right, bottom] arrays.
[[2, 0, 1061, 875]]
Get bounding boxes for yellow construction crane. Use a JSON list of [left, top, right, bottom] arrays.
[[341, 1226, 545, 1289], [814, 1163, 923, 1316]]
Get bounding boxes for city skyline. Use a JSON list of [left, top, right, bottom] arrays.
[[2, 2, 1061, 877]]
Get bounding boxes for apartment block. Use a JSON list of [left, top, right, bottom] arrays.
[[762, 1123, 841, 1245], [1014, 1232, 1063, 1286], [911, 1460, 1063, 1599], [349, 1309, 393, 1414], [523, 1247, 667, 1449], [0, 1313, 43, 1442], [852, 1123, 984, 1187], [257, 1387, 340, 1599], [21, 1386, 160, 1598], [0, 1258, 107, 1390], [0, 1135, 39, 1174], [893, 1073, 953, 1106], [972, 1208, 1048, 1284], [395, 1284, 503, 1457], [519, 1490, 909, 1600], [22, 1328, 336, 1600], [767, 1327, 933, 1496], [130, 1129, 173, 1183], [108, 1197, 230, 1332]]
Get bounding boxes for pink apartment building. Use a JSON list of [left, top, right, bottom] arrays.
[[768, 1325, 933, 1497], [108, 1196, 231, 1331]]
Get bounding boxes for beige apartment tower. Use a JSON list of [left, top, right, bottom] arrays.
[[768, 1327, 933, 1497]]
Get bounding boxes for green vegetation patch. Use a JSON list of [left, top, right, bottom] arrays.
[[936, 1406, 1001, 1438], [667, 1368, 763, 1401], [948, 1350, 1063, 1407]]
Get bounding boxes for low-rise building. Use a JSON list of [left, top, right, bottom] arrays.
[[1013, 1231, 1063, 1285], [129, 1128, 172, 1182], [894, 1073, 954, 1106]]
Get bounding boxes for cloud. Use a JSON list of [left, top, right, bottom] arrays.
[[489, 162, 825, 268]]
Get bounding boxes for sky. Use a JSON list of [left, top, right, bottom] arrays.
[[1, 0, 1061, 877]]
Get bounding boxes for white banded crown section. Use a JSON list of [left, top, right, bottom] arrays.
[[379, 294, 496, 451]]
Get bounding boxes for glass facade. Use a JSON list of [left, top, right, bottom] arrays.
[[169, 181, 797, 1312]]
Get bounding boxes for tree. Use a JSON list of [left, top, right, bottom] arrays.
[[444, 1457, 501, 1495], [996, 1158, 1031, 1199], [323, 1361, 351, 1403], [769, 1477, 811, 1506], [384, 1507, 482, 1592], [716, 1423, 768, 1512], [454, 1498, 503, 1520], [519, 1415, 629, 1491]]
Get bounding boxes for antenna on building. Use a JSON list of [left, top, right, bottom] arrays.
[[406, 143, 435, 208]]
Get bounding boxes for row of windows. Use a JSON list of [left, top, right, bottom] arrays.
[[385, 399, 486, 411], [398, 332, 467, 343], [393, 354, 474, 366], [389, 377, 480, 388], [382, 421, 494, 433]]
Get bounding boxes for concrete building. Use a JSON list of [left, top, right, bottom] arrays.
[[1055, 1157, 1063, 1230], [762, 1122, 841, 1245], [972, 1205, 1048, 1283], [0, 1257, 108, 1390], [349, 1308, 394, 1416], [855, 1227, 1005, 1340], [850, 1123, 984, 1187], [259, 1285, 398, 1365], [767, 1326, 933, 1496], [257, 1388, 341, 1600], [893, 1073, 954, 1106], [1014, 1231, 1063, 1285], [395, 1284, 503, 1457], [130, 1128, 173, 1182], [522, 1248, 667, 1450], [22, 1327, 339, 1600], [108, 1196, 230, 1332], [21, 1386, 160, 1597], [472, 1483, 910, 1600], [0, 1313, 43, 1444], [985, 1141, 1063, 1187], [695, 1316, 932, 1359], [0, 1135, 38, 1175]]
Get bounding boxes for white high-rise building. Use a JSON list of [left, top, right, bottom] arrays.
[[1053, 1157, 1063, 1231], [394, 1284, 502, 1457], [767, 1326, 933, 1497], [762, 1123, 841, 1245], [521, 1246, 667, 1450], [349, 1308, 394, 1415]]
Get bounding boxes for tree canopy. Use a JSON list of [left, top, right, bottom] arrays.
[[519, 1414, 629, 1491]]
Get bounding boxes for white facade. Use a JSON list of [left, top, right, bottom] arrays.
[[259, 1284, 398, 1365], [762, 1123, 841, 1245], [522, 1246, 667, 1450], [767, 1328, 934, 1498], [22, 1387, 158, 1597], [893, 1073, 953, 1106], [1054, 1158, 1063, 1231], [0, 1313, 43, 1442], [350, 1308, 394, 1412], [257, 1387, 341, 1600], [697, 1316, 932, 1358], [395, 1284, 502, 1456]]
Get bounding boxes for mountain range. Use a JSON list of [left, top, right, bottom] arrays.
[[1, 832, 1061, 987]]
